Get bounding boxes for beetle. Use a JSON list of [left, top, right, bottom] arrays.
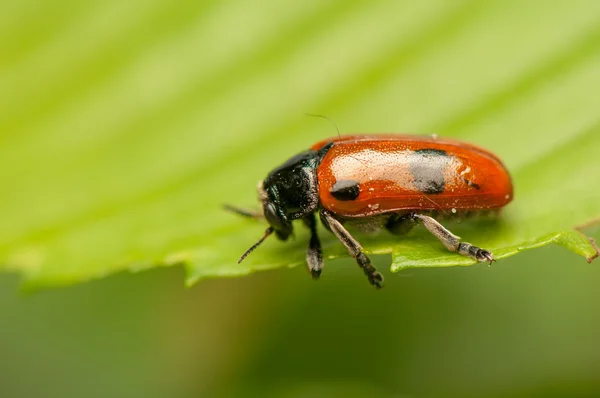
[[226, 134, 513, 288]]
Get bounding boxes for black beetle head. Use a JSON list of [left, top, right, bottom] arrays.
[[258, 150, 320, 238], [237, 145, 333, 264]]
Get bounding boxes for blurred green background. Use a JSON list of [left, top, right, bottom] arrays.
[[2, 1, 600, 397]]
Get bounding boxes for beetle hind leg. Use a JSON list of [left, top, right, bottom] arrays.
[[412, 213, 495, 264], [320, 210, 384, 288]]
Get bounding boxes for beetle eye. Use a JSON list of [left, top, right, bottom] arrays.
[[264, 202, 284, 230], [294, 174, 303, 187]]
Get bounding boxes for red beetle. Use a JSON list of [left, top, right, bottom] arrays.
[[227, 135, 513, 288]]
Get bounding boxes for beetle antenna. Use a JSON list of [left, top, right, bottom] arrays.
[[238, 226, 274, 263], [305, 113, 341, 139], [420, 194, 450, 217], [223, 204, 263, 219]]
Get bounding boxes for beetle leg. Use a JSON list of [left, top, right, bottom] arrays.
[[303, 213, 323, 279], [320, 209, 384, 288], [223, 204, 263, 219], [412, 213, 495, 264], [385, 213, 418, 235], [318, 211, 332, 233]]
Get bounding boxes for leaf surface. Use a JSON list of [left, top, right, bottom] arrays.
[[1, 0, 599, 288]]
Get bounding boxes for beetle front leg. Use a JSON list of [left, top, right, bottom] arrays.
[[320, 209, 384, 288], [412, 213, 494, 264], [303, 213, 323, 279]]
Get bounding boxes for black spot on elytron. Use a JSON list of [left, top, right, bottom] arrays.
[[463, 177, 481, 190], [330, 179, 360, 201], [414, 148, 448, 157], [410, 148, 449, 194]]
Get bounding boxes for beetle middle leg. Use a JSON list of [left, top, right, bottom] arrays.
[[303, 213, 323, 279], [320, 209, 384, 288], [385, 213, 418, 235], [410, 213, 494, 263]]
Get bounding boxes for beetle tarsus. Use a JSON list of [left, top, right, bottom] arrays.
[[356, 252, 384, 288], [477, 249, 495, 264], [457, 242, 495, 264], [310, 268, 322, 280], [371, 272, 384, 289]]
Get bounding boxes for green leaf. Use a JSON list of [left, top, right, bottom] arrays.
[[1, 0, 599, 288]]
